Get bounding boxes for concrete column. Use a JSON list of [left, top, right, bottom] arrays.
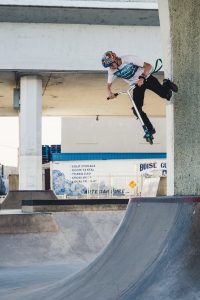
[[158, 0, 174, 195], [19, 75, 42, 190], [169, 0, 200, 194]]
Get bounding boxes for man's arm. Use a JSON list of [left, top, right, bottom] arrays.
[[137, 62, 152, 87], [142, 62, 152, 77]]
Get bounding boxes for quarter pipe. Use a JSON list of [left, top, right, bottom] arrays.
[[5, 197, 200, 300]]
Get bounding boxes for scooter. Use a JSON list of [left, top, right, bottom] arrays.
[[107, 86, 154, 145]]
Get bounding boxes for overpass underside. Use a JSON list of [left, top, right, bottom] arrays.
[[0, 71, 165, 117]]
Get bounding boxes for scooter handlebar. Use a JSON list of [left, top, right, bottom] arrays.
[[106, 86, 136, 100]]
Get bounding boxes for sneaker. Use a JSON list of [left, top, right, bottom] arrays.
[[143, 131, 154, 139], [143, 132, 154, 144], [150, 128, 156, 135], [163, 79, 178, 93], [166, 90, 172, 101]]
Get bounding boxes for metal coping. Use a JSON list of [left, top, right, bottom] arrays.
[[130, 196, 200, 203], [22, 199, 129, 206], [22, 196, 200, 206]]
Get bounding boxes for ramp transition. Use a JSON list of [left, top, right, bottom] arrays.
[[3, 197, 200, 300]]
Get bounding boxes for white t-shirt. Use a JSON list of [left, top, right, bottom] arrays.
[[107, 55, 151, 86]]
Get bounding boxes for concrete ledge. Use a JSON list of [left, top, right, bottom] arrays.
[[1, 190, 57, 209], [22, 198, 129, 212], [0, 211, 59, 233], [22, 199, 129, 212], [22, 204, 127, 212]]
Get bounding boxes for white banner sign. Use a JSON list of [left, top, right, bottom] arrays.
[[51, 159, 166, 197]]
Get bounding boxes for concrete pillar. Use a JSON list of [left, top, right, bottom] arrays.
[[161, 0, 200, 195], [158, 0, 174, 195], [169, 0, 200, 195], [19, 75, 42, 190]]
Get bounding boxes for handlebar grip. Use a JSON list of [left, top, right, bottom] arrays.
[[107, 93, 119, 100]]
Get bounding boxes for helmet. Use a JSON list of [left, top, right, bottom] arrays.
[[101, 51, 117, 68]]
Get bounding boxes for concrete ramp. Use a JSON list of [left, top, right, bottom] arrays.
[[10, 196, 200, 300]]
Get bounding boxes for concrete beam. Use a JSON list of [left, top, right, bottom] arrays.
[[0, 1, 158, 9], [158, 0, 174, 195], [0, 2, 159, 26]]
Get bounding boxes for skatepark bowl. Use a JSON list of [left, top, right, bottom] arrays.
[[1, 196, 200, 299]]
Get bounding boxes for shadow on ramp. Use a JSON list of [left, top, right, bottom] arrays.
[[7, 197, 200, 300]]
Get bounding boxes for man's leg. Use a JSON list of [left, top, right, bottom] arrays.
[[146, 75, 178, 100], [132, 86, 155, 134]]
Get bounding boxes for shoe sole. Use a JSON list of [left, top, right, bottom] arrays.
[[170, 82, 178, 93]]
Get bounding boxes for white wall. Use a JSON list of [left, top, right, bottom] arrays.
[[0, 1, 157, 8], [0, 23, 162, 70], [61, 116, 166, 153]]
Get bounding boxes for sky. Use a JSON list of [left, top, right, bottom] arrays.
[[0, 117, 61, 167]]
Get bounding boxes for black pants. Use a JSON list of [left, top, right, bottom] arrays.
[[132, 75, 169, 131]]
